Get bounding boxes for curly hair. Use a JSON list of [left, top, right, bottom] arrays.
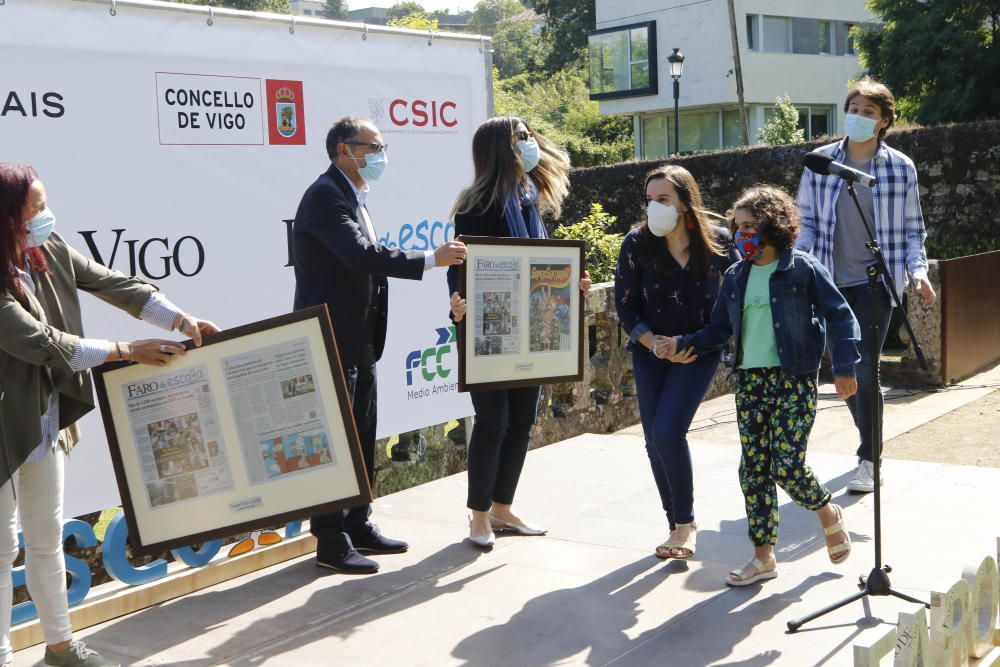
[[727, 185, 800, 250]]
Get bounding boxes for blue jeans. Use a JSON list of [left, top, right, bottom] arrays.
[[839, 284, 894, 462], [631, 348, 720, 530]]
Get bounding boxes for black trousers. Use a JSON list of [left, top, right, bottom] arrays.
[[310, 360, 377, 556], [466, 386, 541, 512]]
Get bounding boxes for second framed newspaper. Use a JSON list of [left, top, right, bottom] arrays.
[[458, 236, 586, 391], [94, 306, 370, 555]]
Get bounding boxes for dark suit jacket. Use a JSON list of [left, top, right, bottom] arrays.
[[293, 166, 425, 366]]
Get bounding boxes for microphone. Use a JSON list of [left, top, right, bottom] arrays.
[[803, 151, 876, 187]]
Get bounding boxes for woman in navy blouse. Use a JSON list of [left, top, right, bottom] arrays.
[[615, 165, 738, 560]]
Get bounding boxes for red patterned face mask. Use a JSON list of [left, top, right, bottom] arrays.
[[734, 231, 766, 261]]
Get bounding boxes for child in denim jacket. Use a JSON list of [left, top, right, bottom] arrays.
[[663, 185, 861, 585]]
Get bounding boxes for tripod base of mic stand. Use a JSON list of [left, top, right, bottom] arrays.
[[786, 565, 928, 632]]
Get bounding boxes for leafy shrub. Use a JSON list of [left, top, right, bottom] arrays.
[[553, 203, 624, 283]]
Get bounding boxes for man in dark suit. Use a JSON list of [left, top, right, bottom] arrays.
[[293, 116, 466, 574]]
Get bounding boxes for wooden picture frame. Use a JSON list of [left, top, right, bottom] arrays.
[[93, 305, 370, 556], [457, 236, 586, 391]]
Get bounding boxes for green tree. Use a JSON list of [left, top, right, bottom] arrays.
[[169, 0, 290, 12], [322, 0, 347, 20], [757, 96, 804, 145], [469, 0, 525, 35], [495, 65, 632, 167], [491, 17, 550, 78], [387, 2, 425, 20], [531, 0, 593, 71], [855, 0, 1000, 125], [388, 11, 438, 30]]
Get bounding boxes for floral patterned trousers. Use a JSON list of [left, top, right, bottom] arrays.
[[736, 368, 831, 546]]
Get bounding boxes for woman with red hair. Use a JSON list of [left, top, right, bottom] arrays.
[[0, 164, 217, 667]]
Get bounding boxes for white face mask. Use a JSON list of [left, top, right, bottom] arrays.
[[646, 200, 678, 237], [844, 113, 878, 143]]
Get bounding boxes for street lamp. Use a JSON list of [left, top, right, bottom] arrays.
[[667, 47, 685, 155]]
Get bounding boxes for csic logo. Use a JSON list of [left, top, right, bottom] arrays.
[[405, 326, 456, 386], [368, 97, 387, 124], [371, 97, 459, 134]]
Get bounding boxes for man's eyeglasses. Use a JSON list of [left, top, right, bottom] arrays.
[[346, 141, 388, 153], [512, 130, 532, 142]]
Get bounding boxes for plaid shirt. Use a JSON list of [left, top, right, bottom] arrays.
[[795, 137, 929, 298]]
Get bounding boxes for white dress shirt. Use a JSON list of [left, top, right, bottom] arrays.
[[335, 166, 435, 270]]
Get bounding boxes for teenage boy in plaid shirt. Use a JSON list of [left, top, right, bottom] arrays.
[[796, 79, 936, 494]]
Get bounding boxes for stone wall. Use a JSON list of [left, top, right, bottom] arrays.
[[557, 120, 1000, 261], [372, 281, 734, 497]]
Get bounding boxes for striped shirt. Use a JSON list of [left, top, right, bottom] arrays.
[[14, 264, 182, 463], [795, 137, 929, 299]]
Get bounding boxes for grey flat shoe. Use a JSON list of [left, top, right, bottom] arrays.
[[489, 515, 547, 536]]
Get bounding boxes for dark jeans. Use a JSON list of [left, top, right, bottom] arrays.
[[466, 386, 541, 512], [311, 361, 377, 556], [839, 284, 894, 463], [631, 348, 720, 530]]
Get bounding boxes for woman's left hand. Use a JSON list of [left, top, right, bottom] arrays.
[[175, 314, 220, 347], [665, 346, 699, 364], [579, 271, 592, 296]]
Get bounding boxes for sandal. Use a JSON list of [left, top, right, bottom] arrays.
[[726, 557, 778, 587], [654, 522, 697, 559], [823, 503, 851, 564]]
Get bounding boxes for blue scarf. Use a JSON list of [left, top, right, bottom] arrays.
[[503, 178, 547, 239]]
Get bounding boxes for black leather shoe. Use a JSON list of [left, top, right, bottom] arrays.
[[316, 548, 379, 574], [351, 525, 409, 555]]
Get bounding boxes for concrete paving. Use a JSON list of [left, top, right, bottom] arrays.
[[15, 368, 1000, 666]]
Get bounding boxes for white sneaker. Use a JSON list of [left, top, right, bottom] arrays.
[[846, 459, 882, 493]]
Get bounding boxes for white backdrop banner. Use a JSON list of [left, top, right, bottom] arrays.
[[0, 0, 481, 518]]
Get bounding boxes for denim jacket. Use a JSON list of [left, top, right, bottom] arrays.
[[678, 247, 861, 377]]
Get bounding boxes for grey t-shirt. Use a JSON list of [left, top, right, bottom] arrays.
[[833, 156, 876, 287]]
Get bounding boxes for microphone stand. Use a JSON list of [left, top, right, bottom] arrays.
[[787, 181, 930, 632]]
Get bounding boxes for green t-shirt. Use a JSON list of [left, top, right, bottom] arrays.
[[738, 260, 781, 369]]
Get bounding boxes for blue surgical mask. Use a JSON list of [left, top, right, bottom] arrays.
[[844, 113, 878, 143], [26, 207, 56, 248], [517, 138, 540, 173], [734, 230, 766, 261], [350, 148, 388, 184]]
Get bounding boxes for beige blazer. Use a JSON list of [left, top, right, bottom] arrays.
[[0, 232, 157, 484]]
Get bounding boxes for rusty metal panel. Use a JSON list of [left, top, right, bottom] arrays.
[[940, 250, 1000, 382]]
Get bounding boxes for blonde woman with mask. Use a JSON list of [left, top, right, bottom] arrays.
[[447, 117, 590, 548]]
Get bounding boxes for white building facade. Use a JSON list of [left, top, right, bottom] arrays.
[[590, 0, 874, 158], [289, 0, 327, 17]]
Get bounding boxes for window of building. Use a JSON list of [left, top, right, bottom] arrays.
[[764, 104, 834, 140], [667, 111, 722, 154], [763, 16, 790, 52], [303, 9, 313, 14], [818, 21, 832, 54], [641, 115, 667, 160], [723, 110, 746, 148], [808, 106, 832, 138], [746, 14, 759, 51], [588, 21, 658, 100], [843, 22, 856, 54], [753, 16, 863, 57]]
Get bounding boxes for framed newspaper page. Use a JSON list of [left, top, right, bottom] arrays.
[[457, 236, 586, 391], [93, 305, 370, 556]]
